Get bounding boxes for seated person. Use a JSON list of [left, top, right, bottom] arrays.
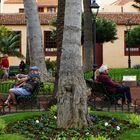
[[96, 64, 134, 107], [4, 66, 41, 105], [19, 60, 26, 73]]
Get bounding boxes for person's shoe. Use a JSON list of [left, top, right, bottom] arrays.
[[4, 100, 10, 106], [130, 103, 137, 107]]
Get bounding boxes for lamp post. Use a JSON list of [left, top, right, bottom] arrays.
[[125, 19, 132, 68], [90, 0, 100, 80]]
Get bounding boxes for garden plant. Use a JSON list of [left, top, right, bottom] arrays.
[[0, 106, 140, 140]]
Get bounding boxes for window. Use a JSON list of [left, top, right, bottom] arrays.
[[47, 7, 56, 13], [38, 7, 44, 12], [124, 31, 140, 56], [19, 8, 24, 13], [44, 31, 57, 56]]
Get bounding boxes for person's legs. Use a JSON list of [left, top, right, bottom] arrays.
[[4, 92, 16, 105], [5, 87, 30, 105], [116, 86, 132, 105], [2, 69, 8, 80]]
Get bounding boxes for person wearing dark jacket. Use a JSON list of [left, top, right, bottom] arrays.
[[4, 66, 40, 106], [96, 64, 134, 107]]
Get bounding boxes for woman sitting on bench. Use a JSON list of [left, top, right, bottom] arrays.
[[4, 66, 40, 106], [96, 64, 134, 107]]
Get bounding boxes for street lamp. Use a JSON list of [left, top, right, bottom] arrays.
[[125, 19, 132, 68], [90, 0, 100, 80]]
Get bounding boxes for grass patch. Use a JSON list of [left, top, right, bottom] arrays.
[[0, 134, 31, 140], [1, 112, 45, 124], [118, 129, 140, 140], [84, 68, 140, 81]]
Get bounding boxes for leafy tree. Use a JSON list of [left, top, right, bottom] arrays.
[[96, 18, 118, 43], [126, 25, 140, 47], [132, 0, 140, 10], [0, 26, 24, 58]]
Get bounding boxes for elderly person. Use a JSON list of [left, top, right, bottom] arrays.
[[4, 66, 40, 105], [96, 64, 134, 107]]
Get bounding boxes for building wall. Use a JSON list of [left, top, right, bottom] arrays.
[[101, 2, 138, 13], [2, 4, 57, 13], [4, 25, 56, 66], [103, 25, 140, 68], [3, 4, 24, 13]]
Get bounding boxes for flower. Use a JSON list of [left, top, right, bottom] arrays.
[[105, 122, 109, 126], [116, 126, 120, 131], [40, 122, 44, 127], [54, 116, 57, 119], [85, 132, 90, 135], [36, 120, 39, 123]]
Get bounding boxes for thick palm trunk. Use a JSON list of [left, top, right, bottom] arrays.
[[57, 0, 89, 128], [54, 0, 66, 96], [23, 0, 47, 82], [83, 0, 93, 72]]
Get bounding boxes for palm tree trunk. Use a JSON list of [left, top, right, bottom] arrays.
[[54, 0, 66, 96], [83, 0, 93, 72], [57, 0, 89, 129], [23, 0, 47, 82]]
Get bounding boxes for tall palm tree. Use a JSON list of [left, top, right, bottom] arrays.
[[132, 0, 140, 10], [23, 0, 47, 82], [57, 0, 88, 128], [54, 0, 66, 95], [83, 0, 93, 72], [0, 32, 24, 58]]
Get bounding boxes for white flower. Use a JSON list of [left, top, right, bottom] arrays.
[[85, 132, 90, 135], [104, 122, 109, 126], [116, 126, 120, 131], [54, 116, 57, 119], [36, 120, 39, 123]]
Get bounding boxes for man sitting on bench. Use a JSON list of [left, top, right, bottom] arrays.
[[96, 64, 134, 107], [4, 66, 40, 106]]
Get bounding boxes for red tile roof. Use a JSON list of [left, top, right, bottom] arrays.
[[0, 13, 140, 26], [0, 13, 57, 25], [4, 0, 23, 4], [111, 0, 132, 6], [98, 13, 140, 25], [4, 0, 58, 6]]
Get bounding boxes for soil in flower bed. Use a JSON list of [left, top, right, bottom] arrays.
[[6, 113, 138, 140]]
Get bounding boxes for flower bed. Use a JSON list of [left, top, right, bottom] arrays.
[[0, 107, 139, 140]]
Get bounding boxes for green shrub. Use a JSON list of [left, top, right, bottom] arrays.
[[0, 119, 6, 134], [49, 105, 57, 116], [39, 82, 54, 95], [45, 59, 56, 71], [133, 64, 140, 69], [127, 113, 140, 127]]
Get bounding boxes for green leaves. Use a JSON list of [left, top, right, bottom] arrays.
[[126, 25, 140, 47], [0, 26, 24, 58], [96, 18, 118, 44]]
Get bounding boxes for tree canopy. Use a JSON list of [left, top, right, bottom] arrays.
[[96, 18, 118, 43], [126, 25, 140, 47]]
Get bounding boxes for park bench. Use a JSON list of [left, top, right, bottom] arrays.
[[86, 79, 123, 106], [16, 82, 43, 109], [9, 66, 19, 77], [9, 65, 29, 78], [0, 82, 14, 114]]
